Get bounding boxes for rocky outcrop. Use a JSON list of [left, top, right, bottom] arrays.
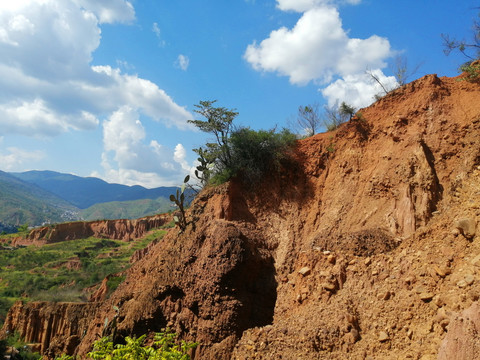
[[0, 301, 101, 358], [438, 302, 480, 360], [2, 73, 480, 359], [11, 213, 170, 246]]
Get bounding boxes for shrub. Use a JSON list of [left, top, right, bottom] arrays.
[[459, 60, 480, 81], [1, 332, 42, 360], [87, 328, 197, 360], [188, 100, 297, 186], [225, 127, 297, 185], [323, 102, 354, 131]]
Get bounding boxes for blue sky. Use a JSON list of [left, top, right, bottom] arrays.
[[0, 0, 477, 187]]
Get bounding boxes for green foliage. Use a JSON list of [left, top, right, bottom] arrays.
[[339, 102, 356, 120], [459, 61, 480, 81], [225, 127, 297, 185], [189, 100, 297, 186], [1, 332, 42, 360], [0, 230, 166, 326], [87, 329, 197, 360], [324, 102, 352, 131], [188, 100, 238, 173], [169, 176, 190, 232], [16, 223, 29, 233]]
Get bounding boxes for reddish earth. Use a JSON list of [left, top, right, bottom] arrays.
[[1, 73, 480, 359], [8, 213, 170, 247]]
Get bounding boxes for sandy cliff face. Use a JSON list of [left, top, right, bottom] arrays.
[[10, 213, 170, 247], [1, 301, 101, 358], [2, 73, 480, 359]]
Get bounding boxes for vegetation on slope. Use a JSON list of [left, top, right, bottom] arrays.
[[80, 197, 173, 221], [0, 228, 168, 326], [0, 170, 79, 227], [188, 100, 297, 187]]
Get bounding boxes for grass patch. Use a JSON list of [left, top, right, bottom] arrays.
[[0, 228, 166, 326]]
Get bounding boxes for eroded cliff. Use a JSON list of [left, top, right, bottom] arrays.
[[11, 213, 170, 246], [2, 73, 480, 359]]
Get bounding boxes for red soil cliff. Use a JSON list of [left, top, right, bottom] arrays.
[[2, 73, 480, 359]]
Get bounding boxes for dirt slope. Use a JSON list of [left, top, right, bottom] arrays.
[[2, 73, 480, 359]]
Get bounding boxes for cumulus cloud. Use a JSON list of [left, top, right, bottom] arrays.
[[321, 70, 398, 108], [175, 54, 190, 71], [73, 0, 135, 24], [246, 1, 393, 108], [277, 0, 361, 12], [0, 146, 45, 171], [0, 0, 193, 184], [245, 6, 391, 85], [101, 107, 191, 187], [0, 0, 191, 138]]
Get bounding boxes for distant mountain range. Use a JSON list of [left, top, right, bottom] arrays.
[[0, 170, 182, 229], [11, 170, 179, 209], [0, 170, 78, 229]]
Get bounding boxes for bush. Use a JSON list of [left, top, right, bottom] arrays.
[[217, 127, 297, 185], [189, 101, 297, 187], [459, 60, 480, 81], [1, 332, 41, 360], [87, 328, 197, 360]]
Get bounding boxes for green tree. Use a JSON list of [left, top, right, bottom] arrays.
[[339, 102, 356, 120], [188, 100, 238, 174], [188, 100, 297, 186], [17, 223, 29, 233]]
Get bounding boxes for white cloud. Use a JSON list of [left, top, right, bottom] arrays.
[[321, 69, 398, 108], [0, 0, 193, 186], [0, 99, 99, 137], [73, 0, 135, 24], [276, 0, 361, 13], [152, 22, 161, 38], [101, 107, 192, 187], [0, 0, 192, 138], [174, 143, 193, 173], [175, 54, 190, 71], [91, 66, 192, 129], [0, 146, 45, 171], [245, 6, 391, 85]]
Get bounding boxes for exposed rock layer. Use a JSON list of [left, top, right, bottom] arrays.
[[1, 301, 101, 357], [12, 213, 170, 246]]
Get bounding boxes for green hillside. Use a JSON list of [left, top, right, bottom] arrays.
[[0, 228, 168, 325], [80, 197, 173, 221], [0, 170, 79, 227]]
